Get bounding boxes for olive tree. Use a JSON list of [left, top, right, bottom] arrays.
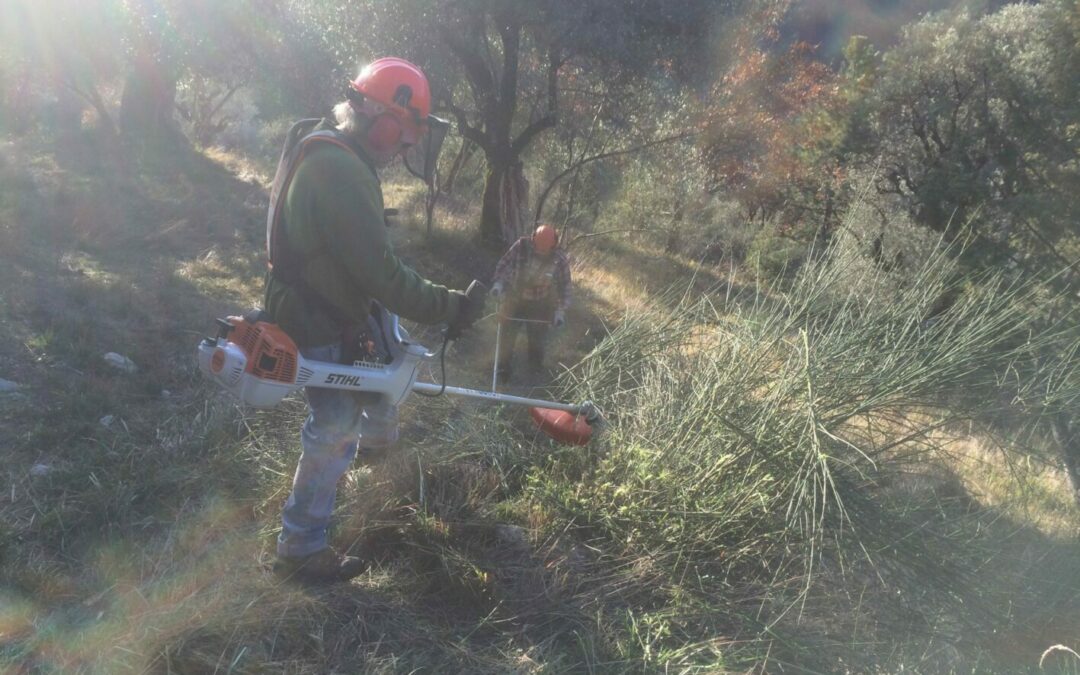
[[847, 1, 1080, 502], [0, 0, 125, 134], [320, 0, 731, 243], [851, 1, 1080, 272]]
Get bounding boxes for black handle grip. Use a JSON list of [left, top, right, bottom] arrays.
[[445, 280, 488, 341], [215, 318, 234, 340]]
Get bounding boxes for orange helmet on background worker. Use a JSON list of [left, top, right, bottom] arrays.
[[532, 224, 558, 256]]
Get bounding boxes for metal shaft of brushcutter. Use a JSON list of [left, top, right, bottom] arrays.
[[411, 381, 594, 419], [492, 304, 502, 392], [501, 316, 551, 323]]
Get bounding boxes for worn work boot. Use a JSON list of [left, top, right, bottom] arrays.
[[272, 546, 367, 584]]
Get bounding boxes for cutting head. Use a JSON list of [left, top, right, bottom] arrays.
[[530, 406, 595, 445]]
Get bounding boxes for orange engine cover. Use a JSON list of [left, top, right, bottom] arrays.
[[227, 317, 299, 384]]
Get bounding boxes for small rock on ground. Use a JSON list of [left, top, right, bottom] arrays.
[[495, 524, 528, 548], [103, 353, 138, 374], [30, 464, 52, 477]]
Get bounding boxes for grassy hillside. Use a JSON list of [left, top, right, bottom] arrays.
[[1, 130, 1079, 673]]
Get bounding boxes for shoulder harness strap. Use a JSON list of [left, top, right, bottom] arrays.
[[266, 122, 360, 273], [265, 121, 367, 326]]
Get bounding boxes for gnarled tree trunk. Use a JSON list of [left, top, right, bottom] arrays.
[[439, 12, 559, 246], [119, 59, 177, 139], [480, 160, 509, 243], [479, 158, 529, 243], [440, 139, 476, 195]]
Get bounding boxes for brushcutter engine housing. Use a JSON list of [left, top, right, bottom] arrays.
[[197, 314, 429, 409]]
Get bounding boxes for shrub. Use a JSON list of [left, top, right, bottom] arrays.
[[533, 232, 1080, 670], [744, 224, 807, 281]]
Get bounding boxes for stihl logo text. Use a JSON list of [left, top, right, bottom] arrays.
[[324, 373, 364, 387]]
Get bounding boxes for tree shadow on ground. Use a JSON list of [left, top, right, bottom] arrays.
[[0, 129, 285, 668], [802, 459, 1080, 673]]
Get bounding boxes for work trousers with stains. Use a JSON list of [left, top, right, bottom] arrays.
[[497, 298, 555, 373], [276, 341, 398, 558]]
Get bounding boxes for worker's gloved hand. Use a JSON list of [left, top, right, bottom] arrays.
[[447, 280, 488, 340], [490, 281, 504, 299], [552, 309, 566, 329]]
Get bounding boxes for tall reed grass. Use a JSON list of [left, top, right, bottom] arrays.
[[535, 236, 1080, 670]]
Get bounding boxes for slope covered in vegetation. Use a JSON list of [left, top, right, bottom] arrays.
[[3, 0, 1080, 672], [1, 123, 1078, 674]]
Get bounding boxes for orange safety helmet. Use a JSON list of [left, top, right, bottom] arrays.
[[532, 224, 558, 255], [348, 57, 432, 145]]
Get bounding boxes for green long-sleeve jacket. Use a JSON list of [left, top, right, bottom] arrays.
[[264, 120, 460, 347]]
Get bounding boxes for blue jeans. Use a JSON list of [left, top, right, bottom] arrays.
[[276, 342, 399, 557]]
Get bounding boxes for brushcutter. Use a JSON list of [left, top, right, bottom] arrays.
[[196, 282, 598, 445]]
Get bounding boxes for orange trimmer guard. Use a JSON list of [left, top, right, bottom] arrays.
[[530, 407, 593, 446]]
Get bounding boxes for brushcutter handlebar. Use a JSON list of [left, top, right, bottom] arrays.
[[446, 280, 488, 340]]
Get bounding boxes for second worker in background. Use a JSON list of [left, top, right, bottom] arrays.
[[491, 224, 572, 381]]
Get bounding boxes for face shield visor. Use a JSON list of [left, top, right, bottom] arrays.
[[403, 115, 449, 184]]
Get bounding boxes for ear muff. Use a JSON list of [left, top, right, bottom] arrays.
[[366, 113, 403, 153]]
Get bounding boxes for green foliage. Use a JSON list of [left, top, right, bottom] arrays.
[[745, 226, 806, 280], [0, 0, 341, 142], [699, 0, 1079, 295], [849, 1, 1080, 276], [0, 0, 126, 131], [533, 77, 703, 239]]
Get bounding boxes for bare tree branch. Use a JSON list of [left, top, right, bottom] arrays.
[[566, 228, 657, 248], [207, 81, 243, 121], [534, 131, 695, 223], [438, 20, 496, 117], [61, 77, 116, 134], [497, 14, 521, 142], [442, 96, 490, 153], [511, 44, 561, 155]]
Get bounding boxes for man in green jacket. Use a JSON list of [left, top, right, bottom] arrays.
[[265, 58, 483, 583]]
